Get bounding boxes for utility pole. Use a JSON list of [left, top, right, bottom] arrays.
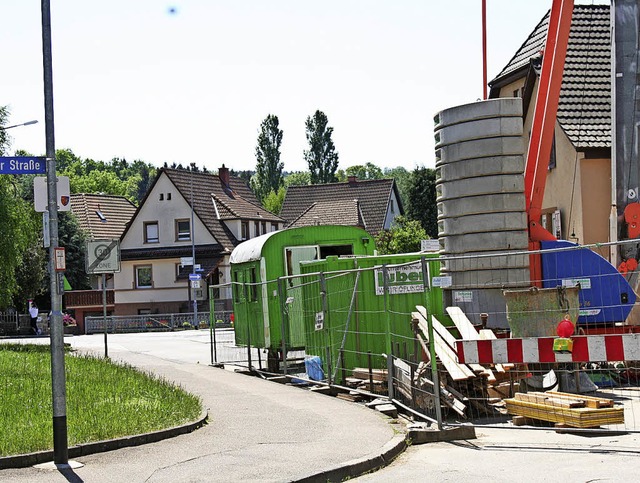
[[42, 0, 68, 465]]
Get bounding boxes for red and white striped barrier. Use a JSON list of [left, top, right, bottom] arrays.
[[456, 334, 640, 364]]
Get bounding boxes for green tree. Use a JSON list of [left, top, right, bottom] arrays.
[[0, 176, 41, 308], [0, 106, 10, 155], [304, 110, 339, 184], [374, 216, 427, 255], [345, 162, 384, 180], [0, 106, 43, 308], [384, 166, 411, 209], [252, 114, 284, 202], [406, 166, 438, 238], [263, 187, 286, 215], [284, 171, 311, 187]]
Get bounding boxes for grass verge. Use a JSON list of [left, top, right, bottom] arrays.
[[0, 343, 202, 456]]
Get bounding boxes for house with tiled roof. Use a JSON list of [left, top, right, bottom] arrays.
[[65, 193, 137, 331], [488, 4, 611, 253], [280, 176, 402, 237], [114, 165, 284, 316]]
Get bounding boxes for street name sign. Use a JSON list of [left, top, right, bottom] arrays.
[[0, 156, 47, 174]]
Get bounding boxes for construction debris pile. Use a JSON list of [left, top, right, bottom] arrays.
[[339, 305, 626, 429]]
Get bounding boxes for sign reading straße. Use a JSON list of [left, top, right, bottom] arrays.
[[0, 156, 47, 174]]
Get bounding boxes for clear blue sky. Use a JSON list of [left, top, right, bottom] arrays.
[[0, 1, 604, 173]]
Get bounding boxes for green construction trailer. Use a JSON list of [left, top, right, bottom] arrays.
[[229, 225, 375, 370]]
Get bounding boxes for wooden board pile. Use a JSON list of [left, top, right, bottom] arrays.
[[410, 305, 523, 418], [344, 367, 388, 394], [505, 391, 624, 428]]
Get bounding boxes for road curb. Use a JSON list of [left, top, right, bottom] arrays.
[[0, 410, 208, 470], [294, 433, 407, 482]]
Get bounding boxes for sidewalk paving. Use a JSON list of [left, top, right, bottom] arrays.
[[0, 332, 402, 482]]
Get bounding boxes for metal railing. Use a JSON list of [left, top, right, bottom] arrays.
[[85, 311, 233, 334]]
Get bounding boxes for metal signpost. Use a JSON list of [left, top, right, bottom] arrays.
[[41, 0, 69, 466], [86, 240, 121, 358]]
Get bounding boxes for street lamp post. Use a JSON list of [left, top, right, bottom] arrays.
[[0, 120, 38, 131], [42, 0, 68, 465]]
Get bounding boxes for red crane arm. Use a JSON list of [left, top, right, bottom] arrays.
[[525, 0, 574, 285], [525, 0, 574, 241]]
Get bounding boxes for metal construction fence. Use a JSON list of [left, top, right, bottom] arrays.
[[215, 240, 640, 433]]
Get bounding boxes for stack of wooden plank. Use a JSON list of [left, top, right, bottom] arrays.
[[344, 367, 387, 394], [411, 305, 528, 417], [505, 391, 624, 428]]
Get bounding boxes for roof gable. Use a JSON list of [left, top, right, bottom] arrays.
[[121, 168, 283, 252], [489, 5, 610, 149], [280, 178, 399, 235]]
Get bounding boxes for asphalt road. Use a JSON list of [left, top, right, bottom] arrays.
[[0, 331, 398, 482], [3, 331, 640, 482]]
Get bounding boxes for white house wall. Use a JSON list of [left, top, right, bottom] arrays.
[[121, 173, 217, 249], [384, 190, 401, 229]]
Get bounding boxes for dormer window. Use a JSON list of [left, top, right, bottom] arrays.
[[95, 210, 107, 222]]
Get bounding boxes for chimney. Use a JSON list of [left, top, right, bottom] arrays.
[[219, 164, 230, 187], [347, 175, 357, 185]]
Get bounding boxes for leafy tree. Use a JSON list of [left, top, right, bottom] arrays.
[[345, 162, 384, 180], [230, 169, 254, 183], [284, 171, 311, 187], [57, 211, 91, 293], [375, 216, 427, 255], [406, 166, 438, 238], [304, 110, 339, 184], [0, 106, 43, 308], [0, 105, 10, 155], [263, 187, 286, 215], [252, 114, 284, 202], [384, 166, 411, 209], [0, 176, 41, 308]]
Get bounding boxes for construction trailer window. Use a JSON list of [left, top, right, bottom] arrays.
[[249, 267, 258, 302]]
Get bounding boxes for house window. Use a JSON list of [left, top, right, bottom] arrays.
[[241, 221, 250, 240], [261, 222, 267, 234], [144, 222, 159, 243], [271, 223, 278, 232], [254, 221, 260, 236], [390, 199, 395, 214], [176, 219, 191, 241], [159, 193, 164, 201], [548, 136, 557, 170], [167, 193, 172, 200], [136, 265, 153, 288]]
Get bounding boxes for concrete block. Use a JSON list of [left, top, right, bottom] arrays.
[[436, 174, 524, 200], [439, 251, 530, 271], [441, 267, 532, 288], [375, 404, 398, 418], [408, 425, 476, 444], [440, 231, 529, 254], [438, 212, 528, 236], [435, 116, 523, 149], [434, 98, 522, 130], [435, 136, 524, 166], [437, 193, 526, 218], [436, 155, 524, 183]]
